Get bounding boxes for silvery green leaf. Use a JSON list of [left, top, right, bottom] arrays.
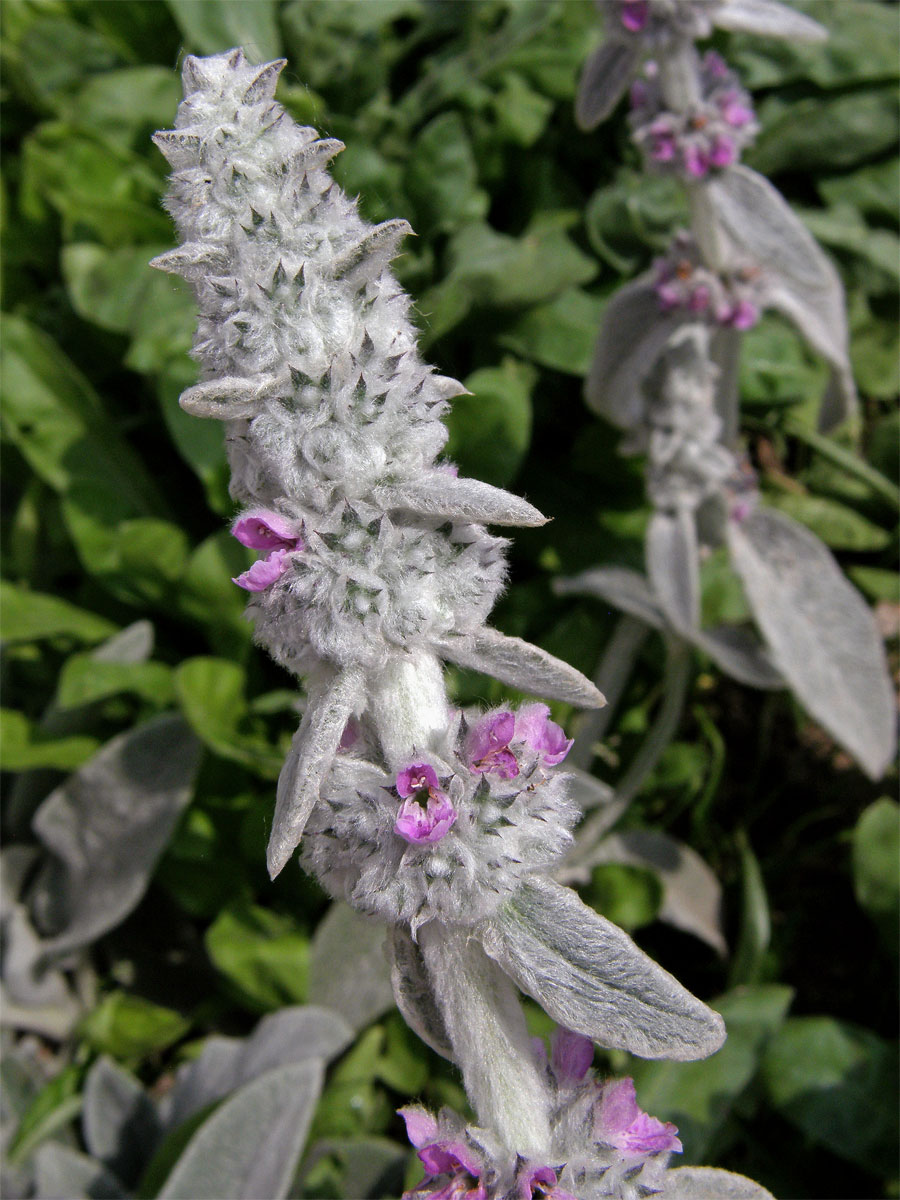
[[710, 326, 742, 447], [481, 877, 726, 1061], [267, 667, 366, 879], [586, 277, 687, 430], [419, 924, 552, 1154], [647, 510, 700, 635], [236, 1006, 351, 1084], [436, 629, 605, 708], [708, 166, 856, 430], [586, 830, 727, 956], [575, 39, 640, 130], [163, 1037, 241, 1131], [555, 567, 663, 629], [179, 376, 277, 420], [566, 767, 616, 813], [31, 714, 201, 961], [158, 1061, 322, 1200], [728, 508, 896, 779], [32, 1143, 123, 1200], [0, 907, 80, 1039], [712, 0, 826, 42], [376, 476, 547, 527], [92, 620, 154, 664], [82, 1058, 160, 1186], [309, 903, 394, 1033], [661, 1165, 775, 1200], [693, 626, 783, 690], [388, 926, 453, 1061]]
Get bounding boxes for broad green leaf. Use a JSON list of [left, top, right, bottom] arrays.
[[165, 0, 283, 60], [205, 902, 310, 1013], [629, 986, 794, 1163], [490, 71, 554, 146], [0, 315, 162, 511], [158, 1060, 321, 1200], [0, 580, 116, 644], [174, 657, 282, 774], [1, 708, 98, 771], [299, 1136, 407, 1200], [847, 566, 900, 604], [6, 13, 122, 108], [728, 832, 770, 989], [20, 122, 170, 245], [738, 314, 825, 408], [157, 363, 231, 514], [405, 112, 488, 235], [761, 1017, 899, 1174], [765, 492, 890, 552], [61, 66, 182, 151], [749, 89, 899, 176], [446, 358, 534, 488], [80, 993, 191, 1066], [499, 287, 607, 377], [852, 798, 900, 951], [819, 159, 900, 225], [56, 655, 173, 710], [178, 533, 255, 658], [581, 863, 663, 933], [798, 204, 900, 287], [585, 172, 688, 272]]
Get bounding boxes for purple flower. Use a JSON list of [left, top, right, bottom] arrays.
[[515, 704, 573, 767], [730, 298, 759, 330], [395, 763, 457, 844], [516, 1164, 578, 1200], [619, 0, 650, 33], [465, 711, 519, 779], [550, 1027, 594, 1086], [594, 1078, 682, 1158], [708, 134, 737, 168], [231, 509, 303, 592], [399, 1107, 488, 1200]]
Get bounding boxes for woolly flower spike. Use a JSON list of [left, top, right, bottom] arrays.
[[654, 234, 763, 330], [630, 54, 758, 180], [152, 49, 603, 877], [576, 0, 825, 130], [400, 1042, 723, 1200], [303, 706, 579, 931]]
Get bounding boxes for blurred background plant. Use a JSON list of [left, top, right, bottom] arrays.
[[0, 2, 897, 1198]]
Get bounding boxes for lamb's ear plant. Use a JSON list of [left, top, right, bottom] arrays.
[[149, 47, 776, 1199], [562, 0, 896, 802]]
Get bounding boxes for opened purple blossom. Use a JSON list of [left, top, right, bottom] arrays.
[[550, 1027, 594, 1086], [619, 0, 650, 32], [516, 1164, 578, 1200], [515, 704, 573, 767], [653, 234, 764, 330], [595, 1078, 682, 1157], [231, 510, 303, 592], [395, 763, 457, 844], [400, 1107, 487, 1200], [465, 711, 519, 779]]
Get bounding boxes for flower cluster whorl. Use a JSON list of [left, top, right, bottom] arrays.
[[302, 706, 578, 932], [630, 52, 758, 180], [653, 232, 764, 331], [611, 0, 724, 45]]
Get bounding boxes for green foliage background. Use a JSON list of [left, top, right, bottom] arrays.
[[1, 1, 898, 1197]]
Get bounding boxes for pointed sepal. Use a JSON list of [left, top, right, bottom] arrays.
[[331, 220, 414, 286], [377, 476, 547, 528], [243, 59, 287, 104]]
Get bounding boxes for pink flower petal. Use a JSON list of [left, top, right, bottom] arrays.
[[550, 1027, 594, 1085], [231, 510, 302, 551], [395, 792, 457, 844], [620, 0, 650, 32], [515, 704, 573, 767], [399, 1105, 439, 1149], [597, 1078, 640, 1136], [397, 763, 441, 798], [232, 547, 291, 592]]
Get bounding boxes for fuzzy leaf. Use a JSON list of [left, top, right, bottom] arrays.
[[727, 508, 896, 779], [267, 667, 367, 878], [555, 567, 663, 629], [31, 714, 202, 960], [693, 626, 783, 690], [481, 877, 725, 1060], [158, 1061, 322, 1200], [586, 276, 686, 429], [647, 510, 700, 635], [436, 629, 605, 708], [32, 1143, 123, 1200], [388, 925, 454, 1061], [661, 1166, 775, 1200], [179, 376, 276, 420], [82, 1057, 161, 1186], [713, 0, 825, 41], [310, 903, 394, 1033], [575, 39, 639, 130], [708, 166, 856, 429], [377, 475, 546, 527]]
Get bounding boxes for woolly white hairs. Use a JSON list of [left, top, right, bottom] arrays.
[[152, 49, 603, 877]]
